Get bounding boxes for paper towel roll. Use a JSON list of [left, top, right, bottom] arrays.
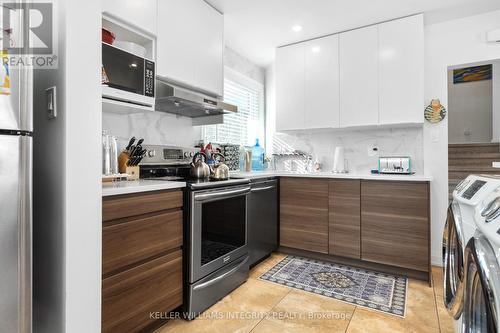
[[332, 146, 346, 172]]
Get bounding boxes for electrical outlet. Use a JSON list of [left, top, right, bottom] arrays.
[[367, 144, 379, 157], [46, 86, 57, 119]]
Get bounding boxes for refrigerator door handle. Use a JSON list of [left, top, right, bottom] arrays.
[[20, 65, 33, 132], [19, 135, 32, 333]]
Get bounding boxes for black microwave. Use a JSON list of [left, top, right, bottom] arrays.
[[102, 43, 155, 107]]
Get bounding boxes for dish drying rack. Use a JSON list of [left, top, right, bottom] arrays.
[[272, 150, 313, 172]]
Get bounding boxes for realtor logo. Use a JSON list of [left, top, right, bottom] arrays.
[[0, 1, 57, 68]]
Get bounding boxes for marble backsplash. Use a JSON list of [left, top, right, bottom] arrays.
[[272, 126, 424, 175], [102, 111, 202, 150], [103, 112, 424, 175]]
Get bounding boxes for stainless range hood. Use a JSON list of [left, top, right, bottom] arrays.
[[155, 79, 237, 118]]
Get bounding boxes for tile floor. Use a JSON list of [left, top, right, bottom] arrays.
[[157, 253, 453, 333]]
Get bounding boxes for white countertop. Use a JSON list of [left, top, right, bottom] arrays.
[[231, 171, 432, 182], [102, 172, 431, 196], [102, 179, 186, 197]]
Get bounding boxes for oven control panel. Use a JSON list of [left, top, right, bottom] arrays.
[[140, 145, 198, 165]]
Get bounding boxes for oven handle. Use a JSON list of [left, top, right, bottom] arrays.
[[193, 256, 249, 291], [194, 186, 250, 202]]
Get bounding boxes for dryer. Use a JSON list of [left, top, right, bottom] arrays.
[[461, 175, 500, 333], [462, 233, 499, 332], [444, 175, 500, 332]]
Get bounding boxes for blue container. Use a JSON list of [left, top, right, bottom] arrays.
[[251, 139, 264, 171]]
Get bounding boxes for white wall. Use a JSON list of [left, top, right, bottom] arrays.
[[225, 46, 265, 84], [424, 9, 500, 265], [64, 0, 102, 330], [265, 63, 276, 153], [494, 61, 500, 142], [33, 0, 102, 332], [448, 65, 493, 143]]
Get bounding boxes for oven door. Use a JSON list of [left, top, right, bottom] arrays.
[[189, 185, 250, 283]]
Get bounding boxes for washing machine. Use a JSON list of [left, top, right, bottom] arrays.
[[461, 175, 500, 333], [443, 175, 500, 332]]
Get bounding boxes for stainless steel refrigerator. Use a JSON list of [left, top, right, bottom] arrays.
[[0, 6, 33, 332]]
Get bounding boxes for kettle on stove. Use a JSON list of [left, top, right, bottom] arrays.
[[210, 152, 230, 181], [190, 152, 210, 179]]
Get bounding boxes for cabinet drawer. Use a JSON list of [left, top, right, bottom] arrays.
[[103, 190, 182, 221], [103, 210, 183, 276], [102, 250, 183, 333]]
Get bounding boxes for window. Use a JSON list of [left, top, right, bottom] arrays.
[[203, 68, 264, 146]]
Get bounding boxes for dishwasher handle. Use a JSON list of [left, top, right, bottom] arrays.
[[250, 185, 276, 192]]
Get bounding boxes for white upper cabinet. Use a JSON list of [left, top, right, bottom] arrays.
[[275, 15, 424, 131], [102, 0, 158, 36], [378, 14, 424, 124], [339, 25, 379, 128], [194, 2, 224, 96], [157, 0, 224, 97], [276, 34, 340, 131], [304, 35, 340, 129], [276, 43, 305, 131]]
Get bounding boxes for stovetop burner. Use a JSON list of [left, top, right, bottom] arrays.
[[140, 164, 249, 190]]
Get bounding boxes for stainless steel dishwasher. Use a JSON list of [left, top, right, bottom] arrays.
[[248, 178, 278, 267]]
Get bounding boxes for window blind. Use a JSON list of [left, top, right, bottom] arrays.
[[203, 75, 263, 146]]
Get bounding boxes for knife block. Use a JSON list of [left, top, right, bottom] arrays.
[[118, 152, 140, 180], [125, 166, 140, 180]]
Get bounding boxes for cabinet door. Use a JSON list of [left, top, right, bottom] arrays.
[[276, 43, 305, 131], [304, 35, 340, 129], [103, 0, 158, 35], [194, 1, 224, 97], [378, 15, 424, 124], [361, 181, 429, 272], [339, 25, 379, 127], [280, 178, 329, 253], [157, 0, 223, 97], [329, 180, 360, 259]]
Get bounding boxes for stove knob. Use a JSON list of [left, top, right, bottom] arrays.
[[147, 149, 156, 158], [184, 152, 190, 159], [189, 152, 195, 157]]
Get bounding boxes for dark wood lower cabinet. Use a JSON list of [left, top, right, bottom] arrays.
[[102, 210, 183, 276], [102, 250, 182, 333], [280, 177, 431, 281], [102, 189, 184, 333], [361, 181, 430, 272], [329, 180, 361, 259], [280, 178, 329, 254]]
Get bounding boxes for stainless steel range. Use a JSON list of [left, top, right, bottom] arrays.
[[140, 145, 250, 319]]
